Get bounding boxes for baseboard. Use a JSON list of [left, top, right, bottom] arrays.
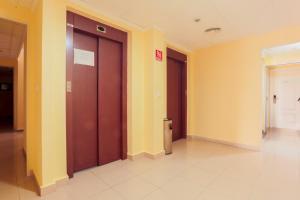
[[39, 176, 69, 196], [28, 170, 69, 196], [39, 184, 56, 196], [127, 152, 146, 160], [144, 151, 165, 159], [128, 151, 165, 160], [187, 135, 261, 151], [27, 170, 41, 196]]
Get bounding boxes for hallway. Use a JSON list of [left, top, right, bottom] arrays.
[[0, 128, 300, 200]]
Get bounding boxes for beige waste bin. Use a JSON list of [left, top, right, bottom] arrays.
[[164, 119, 173, 155]]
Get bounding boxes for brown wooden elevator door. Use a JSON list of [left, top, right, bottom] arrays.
[[73, 31, 98, 171], [167, 58, 184, 141], [98, 38, 122, 165]]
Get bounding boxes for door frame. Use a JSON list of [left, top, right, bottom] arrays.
[[268, 66, 300, 130], [167, 48, 187, 139], [263, 64, 300, 135], [66, 11, 128, 178]]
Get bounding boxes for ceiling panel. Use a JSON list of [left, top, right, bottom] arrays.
[[0, 18, 26, 59], [0, 34, 11, 49]]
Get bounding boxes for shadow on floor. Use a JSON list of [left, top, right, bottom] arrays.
[[0, 131, 38, 197]]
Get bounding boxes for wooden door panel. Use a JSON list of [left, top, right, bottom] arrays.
[[98, 38, 122, 165], [167, 58, 184, 141], [73, 31, 98, 171]]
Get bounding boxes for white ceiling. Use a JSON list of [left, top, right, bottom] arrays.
[[263, 42, 300, 57], [0, 18, 26, 59], [73, 0, 300, 50]]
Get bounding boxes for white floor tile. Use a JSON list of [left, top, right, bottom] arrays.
[[112, 177, 158, 200]]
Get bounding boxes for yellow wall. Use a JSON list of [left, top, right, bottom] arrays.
[[143, 29, 166, 155], [26, 0, 43, 186], [191, 26, 300, 149], [14, 45, 25, 131], [128, 31, 146, 155], [40, 0, 68, 188], [0, 58, 17, 68], [0, 1, 30, 24]]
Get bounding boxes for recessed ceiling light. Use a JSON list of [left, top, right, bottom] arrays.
[[194, 18, 201, 23], [205, 27, 222, 33]]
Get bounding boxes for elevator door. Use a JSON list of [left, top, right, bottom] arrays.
[[167, 57, 184, 141], [73, 31, 98, 172], [67, 12, 128, 177], [98, 38, 122, 165]]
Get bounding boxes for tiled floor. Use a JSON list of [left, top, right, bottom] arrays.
[[0, 131, 37, 200], [1, 128, 300, 200]]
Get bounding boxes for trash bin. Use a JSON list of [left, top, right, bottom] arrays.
[[164, 119, 173, 155]]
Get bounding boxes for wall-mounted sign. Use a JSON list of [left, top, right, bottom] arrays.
[[74, 48, 95, 67], [156, 50, 163, 62]]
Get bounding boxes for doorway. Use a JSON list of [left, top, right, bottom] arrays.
[[268, 65, 300, 130], [0, 67, 13, 131], [66, 12, 127, 177], [167, 48, 187, 141], [262, 43, 300, 136], [0, 17, 35, 197]]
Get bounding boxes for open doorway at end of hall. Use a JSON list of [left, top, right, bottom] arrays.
[[0, 67, 14, 131], [0, 21, 25, 133], [264, 64, 300, 134]]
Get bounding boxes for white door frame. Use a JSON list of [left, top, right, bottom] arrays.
[[263, 63, 300, 132]]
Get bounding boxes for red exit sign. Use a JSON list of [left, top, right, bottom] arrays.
[[155, 50, 163, 62]]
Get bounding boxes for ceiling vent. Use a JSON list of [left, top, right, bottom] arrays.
[[205, 27, 222, 33]]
